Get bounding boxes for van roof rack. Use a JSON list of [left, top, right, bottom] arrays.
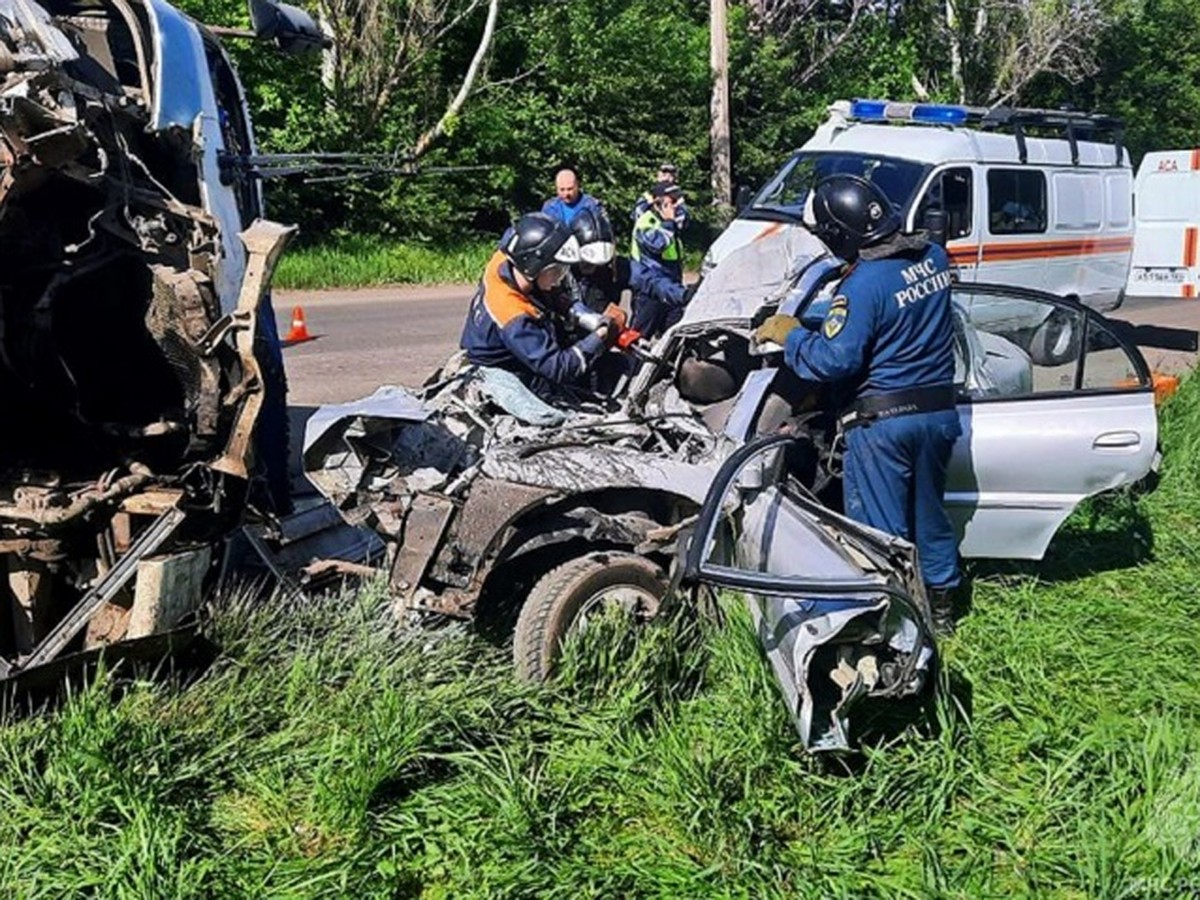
[[836, 99, 1125, 166]]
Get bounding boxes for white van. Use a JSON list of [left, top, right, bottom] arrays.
[[1126, 149, 1200, 298], [705, 100, 1133, 313]]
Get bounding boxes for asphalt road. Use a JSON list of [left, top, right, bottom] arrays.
[[278, 283, 1200, 406], [279, 284, 473, 406]]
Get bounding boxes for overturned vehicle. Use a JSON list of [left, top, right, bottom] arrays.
[[0, 0, 319, 682], [306, 225, 1194, 751]]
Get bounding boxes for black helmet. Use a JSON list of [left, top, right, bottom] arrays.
[[503, 212, 576, 279], [807, 174, 900, 261], [571, 208, 616, 266]]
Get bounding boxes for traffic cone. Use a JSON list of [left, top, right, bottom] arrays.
[[283, 305, 313, 345]]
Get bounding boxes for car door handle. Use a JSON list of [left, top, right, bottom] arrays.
[[1093, 431, 1141, 450]]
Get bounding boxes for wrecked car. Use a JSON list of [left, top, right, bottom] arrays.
[[0, 0, 321, 683], [305, 224, 1193, 751]]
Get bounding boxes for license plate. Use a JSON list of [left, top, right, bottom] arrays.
[[1132, 267, 1188, 283]]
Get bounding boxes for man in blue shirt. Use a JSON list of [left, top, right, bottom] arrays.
[[541, 166, 603, 227], [754, 175, 962, 634]]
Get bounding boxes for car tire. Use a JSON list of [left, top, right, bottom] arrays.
[[1026, 307, 1080, 367], [513, 551, 667, 682]]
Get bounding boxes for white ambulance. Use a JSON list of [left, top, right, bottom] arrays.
[[1126, 149, 1200, 299], [704, 99, 1134, 314]]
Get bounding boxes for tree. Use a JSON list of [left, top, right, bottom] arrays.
[[938, 0, 1109, 105]]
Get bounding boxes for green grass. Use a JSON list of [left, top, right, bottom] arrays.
[[274, 236, 496, 290], [274, 235, 709, 290], [4, 380, 1200, 896]]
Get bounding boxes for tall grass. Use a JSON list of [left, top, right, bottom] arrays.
[[2, 380, 1200, 896], [274, 235, 710, 290], [275, 236, 495, 290]]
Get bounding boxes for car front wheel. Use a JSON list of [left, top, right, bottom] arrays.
[[513, 551, 667, 682]]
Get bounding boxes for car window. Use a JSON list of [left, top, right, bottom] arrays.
[[751, 152, 928, 219], [1080, 319, 1146, 390], [987, 169, 1047, 235], [953, 288, 1146, 399], [916, 167, 973, 239]]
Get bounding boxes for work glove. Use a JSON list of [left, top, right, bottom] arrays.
[[598, 316, 622, 349], [602, 303, 628, 331], [754, 314, 800, 347]]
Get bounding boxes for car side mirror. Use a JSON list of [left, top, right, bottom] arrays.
[[248, 0, 329, 53], [922, 208, 948, 247], [735, 184, 753, 212]]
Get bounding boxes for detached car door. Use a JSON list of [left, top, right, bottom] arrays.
[[949, 283, 1174, 559], [681, 435, 937, 754]]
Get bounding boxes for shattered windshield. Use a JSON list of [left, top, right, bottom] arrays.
[[749, 152, 928, 220]]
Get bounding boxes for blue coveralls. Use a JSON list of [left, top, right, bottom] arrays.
[[630, 208, 686, 338], [571, 256, 686, 320], [461, 251, 607, 393], [541, 193, 603, 227], [782, 241, 962, 589]]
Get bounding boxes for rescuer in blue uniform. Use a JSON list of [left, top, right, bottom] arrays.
[[754, 175, 962, 634], [565, 207, 687, 322], [461, 212, 617, 397]]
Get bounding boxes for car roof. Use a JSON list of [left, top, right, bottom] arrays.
[[802, 121, 1127, 169]]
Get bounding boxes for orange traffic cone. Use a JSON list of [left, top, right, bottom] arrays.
[[283, 305, 313, 345]]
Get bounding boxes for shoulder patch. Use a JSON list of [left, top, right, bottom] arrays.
[[823, 295, 849, 339]]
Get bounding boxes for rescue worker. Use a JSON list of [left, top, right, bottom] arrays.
[[630, 182, 688, 338], [541, 166, 603, 226], [566, 207, 685, 320], [753, 175, 962, 634], [631, 162, 690, 230], [460, 212, 617, 397]]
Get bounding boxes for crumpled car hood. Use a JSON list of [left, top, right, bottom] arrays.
[[680, 223, 830, 325]]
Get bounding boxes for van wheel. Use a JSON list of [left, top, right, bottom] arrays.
[[514, 551, 667, 682], [1027, 308, 1080, 367]]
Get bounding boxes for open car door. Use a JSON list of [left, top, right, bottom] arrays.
[[680, 435, 938, 753], [949, 284, 1193, 559]]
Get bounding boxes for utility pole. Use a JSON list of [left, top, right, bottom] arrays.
[[710, 0, 733, 222]]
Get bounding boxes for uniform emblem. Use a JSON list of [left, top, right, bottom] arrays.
[[823, 295, 848, 339]]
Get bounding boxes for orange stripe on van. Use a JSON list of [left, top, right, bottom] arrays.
[[1183, 284, 1197, 299], [1185, 227, 1199, 268], [1191, 149, 1200, 170], [946, 238, 1132, 264], [972, 236, 1133, 263]]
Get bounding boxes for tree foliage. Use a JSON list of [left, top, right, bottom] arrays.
[[177, 0, 1184, 245]]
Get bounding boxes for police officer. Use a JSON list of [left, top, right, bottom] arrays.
[[631, 163, 690, 231], [460, 212, 616, 397], [754, 175, 962, 634], [566, 207, 685, 322], [630, 182, 688, 338]]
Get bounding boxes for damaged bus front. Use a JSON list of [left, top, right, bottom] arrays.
[[0, 0, 311, 681]]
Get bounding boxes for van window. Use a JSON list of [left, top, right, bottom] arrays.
[[750, 152, 927, 221], [1137, 171, 1194, 222], [916, 168, 973, 239], [988, 170, 1047, 235], [1052, 173, 1102, 231]]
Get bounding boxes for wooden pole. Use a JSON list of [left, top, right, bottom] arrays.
[[710, 0, 733, 221]]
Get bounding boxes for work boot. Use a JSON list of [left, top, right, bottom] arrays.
[[928, 586, 956, 637]]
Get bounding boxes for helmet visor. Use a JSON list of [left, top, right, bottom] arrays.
[[579, 240, 615, 266]]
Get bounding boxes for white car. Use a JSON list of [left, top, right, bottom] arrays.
[[304, 223, 1192, 752]]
